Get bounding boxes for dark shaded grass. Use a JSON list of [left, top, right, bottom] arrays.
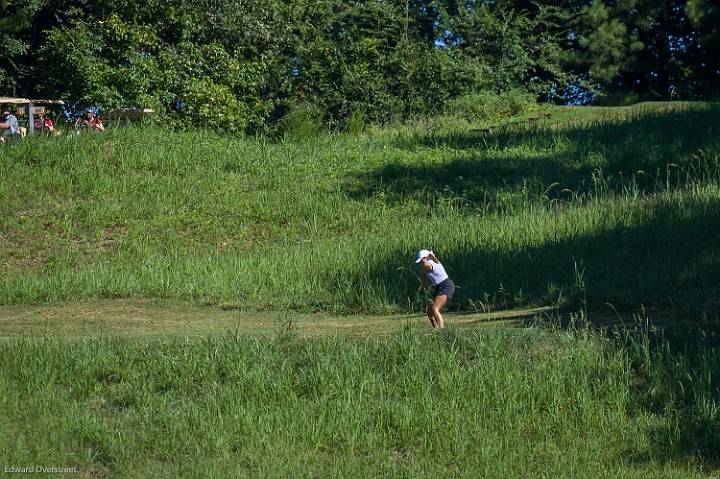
[[351, 105, 720, 209], [366, 191, 720, 315]]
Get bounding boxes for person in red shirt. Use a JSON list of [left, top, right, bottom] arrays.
[[75, 109, 104, 132], [34, 112, 59, 135]]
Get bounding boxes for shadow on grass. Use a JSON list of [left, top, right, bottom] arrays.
[[349, 119, 720, 465], [625, 317, 720, 468], [346, 105, 720, 209], [355, 172, 720, 467], [363, 193, 720, 319]]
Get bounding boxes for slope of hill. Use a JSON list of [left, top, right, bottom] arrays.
[[1, 103, 719, 316]]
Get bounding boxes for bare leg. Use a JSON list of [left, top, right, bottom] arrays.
[[426, 300, 437, 328], [432, 295, 448, 329]]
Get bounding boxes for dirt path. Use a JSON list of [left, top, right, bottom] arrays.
[[0, 299, 554, 339]]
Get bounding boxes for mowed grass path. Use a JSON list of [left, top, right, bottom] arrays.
[[0, 299, 550, 339]]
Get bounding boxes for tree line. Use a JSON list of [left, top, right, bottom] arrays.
[[1, 0, 718, 132]]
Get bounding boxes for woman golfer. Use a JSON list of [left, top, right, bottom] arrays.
[[415, 249, 455, 329]]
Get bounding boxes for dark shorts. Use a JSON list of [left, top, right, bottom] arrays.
[[432, 278, 455, 300]]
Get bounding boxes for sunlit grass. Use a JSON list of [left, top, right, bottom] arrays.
[[0, 325, 716, 478]]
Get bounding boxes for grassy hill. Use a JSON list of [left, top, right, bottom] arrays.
[[2, 102, 719, 315]]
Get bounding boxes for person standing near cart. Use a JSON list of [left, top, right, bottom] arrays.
[[0, 108, 20, 142]]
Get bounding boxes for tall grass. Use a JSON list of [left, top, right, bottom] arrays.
[[1, 104, 719, 313], [0, 325, 716, 477]]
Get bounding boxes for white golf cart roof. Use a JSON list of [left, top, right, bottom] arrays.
[[0, 97, 65, 105]]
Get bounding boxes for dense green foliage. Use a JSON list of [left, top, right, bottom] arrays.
[[1, 104, 719, 314], [1, 1, 718, 131], [0, 324, 717, 477]]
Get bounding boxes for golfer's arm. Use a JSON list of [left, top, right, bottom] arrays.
[[420, 272, 428, 289]]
